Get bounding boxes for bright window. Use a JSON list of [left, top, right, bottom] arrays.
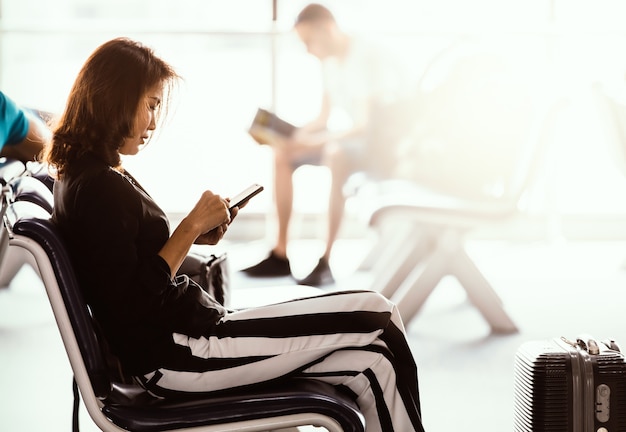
[[2, 0, 626, 227]]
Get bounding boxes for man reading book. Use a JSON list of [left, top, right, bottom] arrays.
[[243, 3, 411, 286]]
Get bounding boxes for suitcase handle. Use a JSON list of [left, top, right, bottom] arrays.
[[561, 335, 621, 354]]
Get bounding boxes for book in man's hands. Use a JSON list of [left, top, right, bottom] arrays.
[[248, 108, 296, 145]]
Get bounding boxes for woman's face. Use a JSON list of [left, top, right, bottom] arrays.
[[119, 85, 163, 156]]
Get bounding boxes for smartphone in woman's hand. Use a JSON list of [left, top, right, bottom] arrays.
[[228, 184, 264, 211]]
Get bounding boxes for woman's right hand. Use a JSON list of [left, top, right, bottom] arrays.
[[186, 190, 231, 238], [159, 190, 231, 276]]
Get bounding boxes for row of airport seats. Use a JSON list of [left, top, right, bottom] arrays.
[[346, 87, 568, 333], [592, 82, 626, 182], [1, 159, 365, 431], [0, 158, 54, 210], [0, 158, 54, 287]]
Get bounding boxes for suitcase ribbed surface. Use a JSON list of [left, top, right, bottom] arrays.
[[514, 341, 571, 432], [596, 351, 626, 431], [514, 339, 626, 432]]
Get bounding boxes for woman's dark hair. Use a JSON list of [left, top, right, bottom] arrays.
[[45, 37, 178, 178]]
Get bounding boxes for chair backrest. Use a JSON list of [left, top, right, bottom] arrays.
[[25, 160, 56, 192], [395, 39, 564, 206], [8, 175, 54, 214], [592, 82, 626, 175], [4, 201, 113, 399], [0, 157, 26, 185], [502, 97, 568, 210]]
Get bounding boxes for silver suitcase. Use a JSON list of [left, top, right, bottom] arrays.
[[514, 335, 626, 431]]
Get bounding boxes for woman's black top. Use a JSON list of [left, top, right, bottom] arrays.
[[52, 152, 223, 375]]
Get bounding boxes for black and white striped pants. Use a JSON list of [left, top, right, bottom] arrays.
[[140, 290, 425, 432]]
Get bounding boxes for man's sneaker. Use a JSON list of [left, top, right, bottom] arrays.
[[241, 251, 292, 277], [299, 257, 335, 287]]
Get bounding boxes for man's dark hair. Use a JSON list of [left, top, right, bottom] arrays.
[[295, 3, 335, 25]]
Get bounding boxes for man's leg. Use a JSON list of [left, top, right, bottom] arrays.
[[241, 146, 294, 277], [324, 142, 352, 259], [273, 146, 294, 258], [299, 142, 352, 286]]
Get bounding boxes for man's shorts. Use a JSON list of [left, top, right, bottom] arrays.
[[291, 138, 367, 174]]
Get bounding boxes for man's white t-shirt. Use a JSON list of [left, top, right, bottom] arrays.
[[322, 37, 410, 131]]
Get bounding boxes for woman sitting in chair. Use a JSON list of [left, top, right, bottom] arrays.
[[43, 37, 425, 432]]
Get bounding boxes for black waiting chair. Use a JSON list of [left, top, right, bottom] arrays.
[[25, 160, 56, 192], [0, 157, 26, 185], [0, 175, 54, 286], [3, 174, 53, 214], [2, 200, 365, 432]]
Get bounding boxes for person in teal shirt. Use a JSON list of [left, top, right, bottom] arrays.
[[0, 91, 50, 162]]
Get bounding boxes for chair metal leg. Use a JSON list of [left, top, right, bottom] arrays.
[[391, 229, 518, 334], [392, 244, 449, 325], [372, 229, 435, 299], [0, 223, 42, 287], [360, 219, 414, 273], [0, 250, 27, 287], [0, 228, 10, 285], [450, 246, 518, 334], [0, 230, 24, 287], [357, 234, 386, 271]]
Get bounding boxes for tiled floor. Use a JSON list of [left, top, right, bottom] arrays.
[[2, 236, 626, 431]]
